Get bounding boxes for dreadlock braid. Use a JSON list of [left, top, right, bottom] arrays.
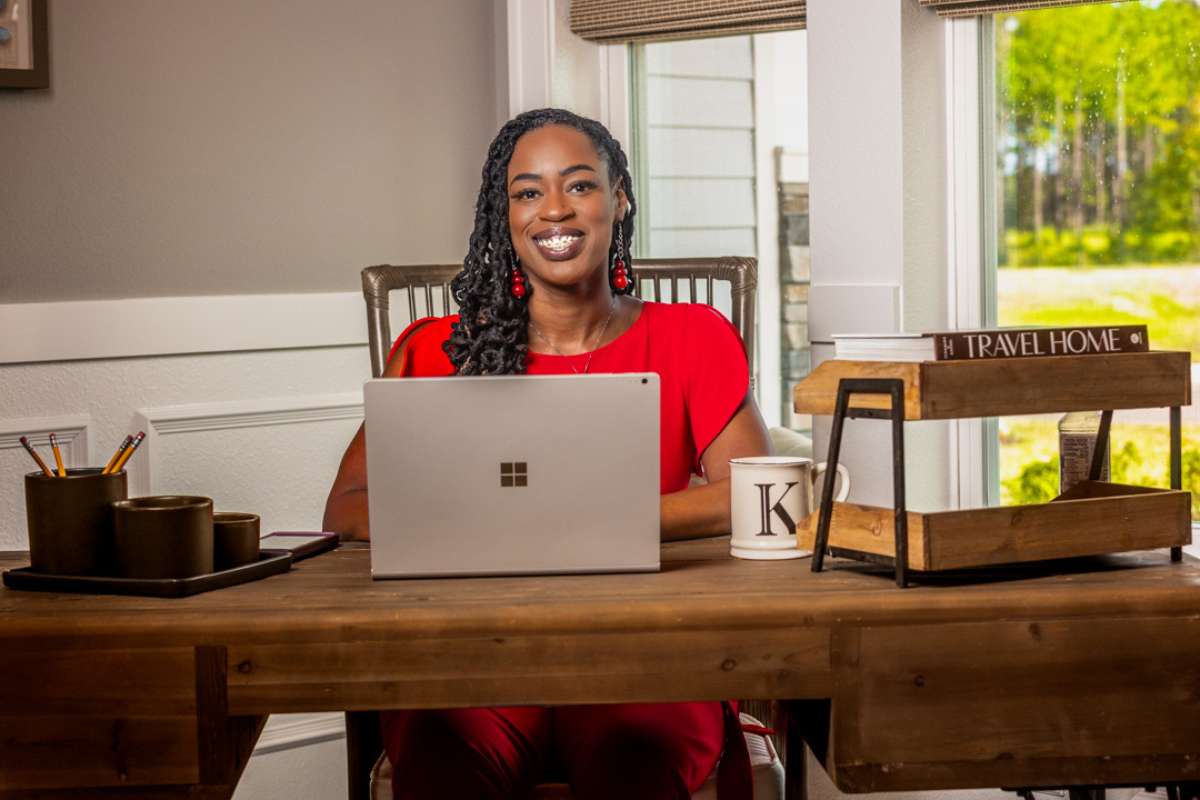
[[444, 108, 638, 375]]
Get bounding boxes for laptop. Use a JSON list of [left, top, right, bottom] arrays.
[[364, 373, 660, 578]]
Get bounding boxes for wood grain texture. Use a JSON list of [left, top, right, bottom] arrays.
[[830, 617, 1200, 792], [194, 646, 266, 789], [801, 487, 1190, 571], [0, 647, 195, 715], [799, 504, 928, 569], [226, 627, 832, 713], [792, 351, 1191, 420], [0, 647, 200, 791], [922, 350, 1191, 419], [792, 360, 923, 417], [5, 541, 1200, 641], [5, 539, 1200, 795], [923, 488, 1191, 569], [0, 715, 199, 790]]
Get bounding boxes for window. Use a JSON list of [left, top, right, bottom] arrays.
[[629, 31, 810, 432], [989, 1, 1200, 520]]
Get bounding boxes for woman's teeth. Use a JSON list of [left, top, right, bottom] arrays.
[[540, 235, 580, 252]]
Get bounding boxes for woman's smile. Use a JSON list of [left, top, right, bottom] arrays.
[[532, 226, 586, 261]]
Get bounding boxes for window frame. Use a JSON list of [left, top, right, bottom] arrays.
[[947, 15, 1000, 509], [626, 35, 787, 427], [953, 10, 1197, 538]]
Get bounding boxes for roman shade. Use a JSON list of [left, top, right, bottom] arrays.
[[569, 0, 805, 44], [919, 0, 1135, 17]]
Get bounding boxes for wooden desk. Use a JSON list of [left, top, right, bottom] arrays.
[[3, 539, 1200, 798]]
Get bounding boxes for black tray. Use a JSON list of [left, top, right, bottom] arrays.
[[1, 549, 293, 598]]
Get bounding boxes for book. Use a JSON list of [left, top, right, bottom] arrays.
[[832, 325, 1149, 362]]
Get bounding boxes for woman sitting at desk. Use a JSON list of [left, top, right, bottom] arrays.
[[324, 108, 770, 800]]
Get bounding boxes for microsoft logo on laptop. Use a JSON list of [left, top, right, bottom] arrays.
[[500, 462, 528, 487]]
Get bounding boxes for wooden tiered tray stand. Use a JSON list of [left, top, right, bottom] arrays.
[[793, 351, 1193, 587]]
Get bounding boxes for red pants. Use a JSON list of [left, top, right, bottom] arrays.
[[382, 701, 748, 800]]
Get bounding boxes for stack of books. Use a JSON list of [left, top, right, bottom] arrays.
[[832, 325, 1149, 362]]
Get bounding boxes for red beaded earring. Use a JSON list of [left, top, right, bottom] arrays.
[[611, 224, 629, 292], [510, 264, 527, 299]]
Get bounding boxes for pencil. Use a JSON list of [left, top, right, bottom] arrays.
[[48, 433, 66, 477], [19, 436, 54, 478], [111, 431, 145, 474], [102, 435, 133, 475]]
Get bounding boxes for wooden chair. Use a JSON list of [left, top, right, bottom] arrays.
[[349, 256, 786, 800]]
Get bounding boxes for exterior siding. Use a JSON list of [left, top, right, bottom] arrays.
[[640, 37, 757, 264]]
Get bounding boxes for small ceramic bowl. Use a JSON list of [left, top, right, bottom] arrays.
[[213, 511, 261, 570], [111, 495, 213, 579]]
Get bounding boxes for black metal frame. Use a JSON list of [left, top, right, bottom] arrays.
[[1090, 406, 1184, 563], [810, 379, 1187, 587], [810, 378, 909, 587]]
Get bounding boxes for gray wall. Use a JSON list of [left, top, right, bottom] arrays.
[[0, 0, 497, 303]]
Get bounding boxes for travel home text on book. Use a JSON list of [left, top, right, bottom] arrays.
[[832, 325, 1149, 362], [940, 326, 1148, 360]]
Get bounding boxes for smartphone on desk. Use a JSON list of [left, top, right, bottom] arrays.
[[260, 531, 340, 562]]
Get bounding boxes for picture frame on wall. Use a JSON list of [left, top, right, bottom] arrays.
[[0, 0, 48, 89]]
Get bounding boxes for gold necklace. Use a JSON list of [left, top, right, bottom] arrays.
[[529, 298, 617, 374]]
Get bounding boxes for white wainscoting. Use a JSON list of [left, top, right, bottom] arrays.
[[0, 345, 370, 549], [133, 393, 363, 499], [1, 413, 92, 469]]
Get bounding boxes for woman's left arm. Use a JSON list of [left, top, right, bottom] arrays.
[[660, 389, 771, 541]]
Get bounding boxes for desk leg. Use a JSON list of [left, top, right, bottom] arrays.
[[781, 699, 832, 800], [784, 712, 807, 800], [196, 646, 268, 797], [346, 711, 383, 800]]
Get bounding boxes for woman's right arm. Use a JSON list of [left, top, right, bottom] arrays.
[[322, 349, 412, 542], [323, 422, 371, 541]]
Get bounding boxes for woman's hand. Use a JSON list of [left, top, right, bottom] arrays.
[[660, 390, 771, 541]]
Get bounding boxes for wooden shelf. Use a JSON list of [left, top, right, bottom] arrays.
[[797, 481, 1191, 572], [793, 350, 1191, 420], [794, 350, 1193, 584]]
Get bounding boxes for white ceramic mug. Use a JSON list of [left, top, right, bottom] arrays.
[[729, 456, 851, 560]]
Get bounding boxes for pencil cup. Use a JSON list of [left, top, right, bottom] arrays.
[[213, 512, 260, 570], [112, 496, 214, 579], [25, 468, 129, 575]]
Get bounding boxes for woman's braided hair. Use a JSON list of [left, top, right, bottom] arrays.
[[444, 108, 637, 375]]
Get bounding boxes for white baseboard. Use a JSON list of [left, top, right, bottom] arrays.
[[0, 292, 367, 365], [254, 713, 346, 756]]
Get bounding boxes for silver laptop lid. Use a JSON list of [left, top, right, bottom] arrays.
[[364, 373, 660, 578]]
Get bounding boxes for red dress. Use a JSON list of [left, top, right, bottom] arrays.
[[381, 301, 754, 800]]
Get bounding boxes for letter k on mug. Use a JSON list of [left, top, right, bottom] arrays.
[[728, 457, 850, 560]]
